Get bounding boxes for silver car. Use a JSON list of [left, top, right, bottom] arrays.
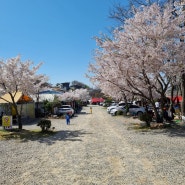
[[110, 105, 145, 116], [129, 105, 146, 116]]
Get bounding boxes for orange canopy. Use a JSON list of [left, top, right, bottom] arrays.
[[0, 92, 33, 104]]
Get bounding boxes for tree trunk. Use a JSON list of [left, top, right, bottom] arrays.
[[13, 103, 22, 130], [18, 115, 22, 130], [181, 72, 185, 116]]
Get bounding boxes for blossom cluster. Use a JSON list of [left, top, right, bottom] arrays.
[[57, 89, 90, 102], [87, 3, 185, 103]]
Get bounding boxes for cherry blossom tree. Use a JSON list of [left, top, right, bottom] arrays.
[[174, 0, 185, 115], [0, 55, 48, 129], [58, 89, 90, 102], [87, 53, 132, 102], [87, 2, 185, 120], [58, 91, 75, 102], [109, 0, 168, 25], [74, 89, 91, 102]]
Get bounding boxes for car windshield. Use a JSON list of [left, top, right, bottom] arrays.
[[59, 108, 71, 110], [129, 105, 140, 108], [61, 105, 71, 108]]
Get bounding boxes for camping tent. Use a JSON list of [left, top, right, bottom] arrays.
[[91, 98, 104, 104], [0, 92, 33, 104], [0, 92, 35, 118], [167, 96, 183, 103]]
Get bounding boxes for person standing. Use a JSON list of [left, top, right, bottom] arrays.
[[174, 104, 181, 119], [155, 100, 160, 110], [90, 106, 92, 114], [65, 113, 70, 125]]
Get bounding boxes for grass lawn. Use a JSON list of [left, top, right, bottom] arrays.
[[0, 128, 56, 141]]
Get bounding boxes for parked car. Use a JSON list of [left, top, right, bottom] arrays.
[[110, 104, 145, 116], [128, 105, 146, 116], [60, 105, 72, 108], [109, 106, 125, 115], [57, 108, 73, 117], [107, 102, 132, 114], [99, 102, 104, 106], [110, 106, 125, 116], [107, 103, 123, 113], [57, 105, 75, 117]]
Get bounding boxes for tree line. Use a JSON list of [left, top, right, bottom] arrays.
[[86, 0, 185, 120]]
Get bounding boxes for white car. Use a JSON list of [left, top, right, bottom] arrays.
[[109, 106, 125, 115], [107, 102, 132, 114], [110, 106, 125, 116], [57, 105, 75, 117]]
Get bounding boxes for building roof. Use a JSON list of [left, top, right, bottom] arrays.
[[31, 90, 63, 102], [38, 90, 62, 95]]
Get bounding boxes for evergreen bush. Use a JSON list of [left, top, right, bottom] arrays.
[[116, 110, 124, 115], [37, 119, 51, 132], [139, 112, 153, 126]]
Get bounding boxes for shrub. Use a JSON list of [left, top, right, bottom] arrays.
[[139, 112, 153, 126], [37, 119, 51, 132], [116, 110, 124, 115]]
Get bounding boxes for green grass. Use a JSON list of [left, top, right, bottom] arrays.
[[174, 119, 182, 124], [0, 128, 56, 141]]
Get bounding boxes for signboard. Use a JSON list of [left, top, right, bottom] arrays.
[[2, 116, 12, 129]]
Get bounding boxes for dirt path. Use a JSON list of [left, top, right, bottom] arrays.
[[35, 105, 144, 185], [1, 105, 185, 185]]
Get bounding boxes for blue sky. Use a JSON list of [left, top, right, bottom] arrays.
[[0, 0, 127, 87]]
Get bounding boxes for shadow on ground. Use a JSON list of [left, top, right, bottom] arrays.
[[131, 123, 185, 137], [77, 111, 91, 114], [21, 118, 41, 126], [0, 129, 93, 145], [160, 125, 185, 137]]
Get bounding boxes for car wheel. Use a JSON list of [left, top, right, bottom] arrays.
[[137, 111, 143, 117]]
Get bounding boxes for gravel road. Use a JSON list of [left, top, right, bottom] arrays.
[[0, 105, 185, 185]]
